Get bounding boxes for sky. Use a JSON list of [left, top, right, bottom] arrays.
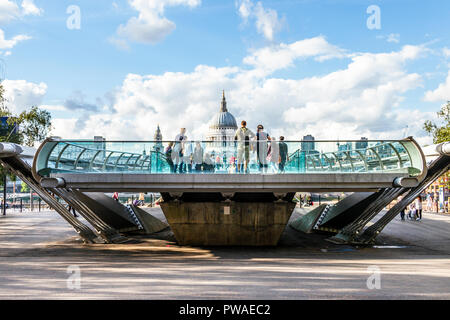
[[1, 0, 450, 145]]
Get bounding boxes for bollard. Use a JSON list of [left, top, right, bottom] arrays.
[[20, 198, 22, 212], [39, 198, 41, 212]]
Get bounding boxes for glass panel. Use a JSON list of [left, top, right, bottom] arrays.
[[34, 139, 424, 177]]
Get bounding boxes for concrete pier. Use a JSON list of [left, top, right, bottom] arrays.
[[161, 200, 295, 246]]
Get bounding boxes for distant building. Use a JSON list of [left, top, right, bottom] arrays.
[[206, 91, 238, 146], [154, 124, 162, 141], [93, 136, 106, 158], [337, 142, 352, 152], [355, 137, 368, 150], [301, 134, 315, 152], [374, 141, 393, 157], [153, 125, 163, 152]]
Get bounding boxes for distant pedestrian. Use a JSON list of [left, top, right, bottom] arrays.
[[426, 193, 433, 212], [407, 202, 416, 220], [415, 196, 422, 220], [113, 192, 119, 202], [278, 136, 289, 173], [203, 152, 214, 173], [139, 193, 145, 206], [68, 205, 77, 218], [183, 140, 193, 173], [268, 138, 279, 173], [234, 120, 255, 174], [256, 124, 270, 173], [165, 141, 175, 173], [228, 156, 237, 173], [173, 128, 187, 173], [400, 208, 405, 221], [193, 142, 204, 172]]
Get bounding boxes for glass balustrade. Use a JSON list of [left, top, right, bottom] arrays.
[[33, 139, 425, 177]]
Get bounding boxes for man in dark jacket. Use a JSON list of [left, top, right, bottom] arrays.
[[278, 136, 288, 173]]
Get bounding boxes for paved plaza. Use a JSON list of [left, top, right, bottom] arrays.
[[1, 207, 450, 299]]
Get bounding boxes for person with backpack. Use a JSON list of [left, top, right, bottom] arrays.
[[165, 141, 175, 173], [234, 120, 255, 174], [278, 136, 289, 173]]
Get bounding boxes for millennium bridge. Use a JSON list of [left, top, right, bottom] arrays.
[[0, 137, 448, 246]]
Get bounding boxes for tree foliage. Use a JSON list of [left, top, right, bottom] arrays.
[[20, 181, 29, 193], [0, 82, 53, 183], [423, 101, 450, 144]]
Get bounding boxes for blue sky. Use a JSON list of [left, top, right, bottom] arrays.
[[1, 0, 450, 143]]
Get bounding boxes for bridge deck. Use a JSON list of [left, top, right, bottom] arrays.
[[43, 172, 413, 193]]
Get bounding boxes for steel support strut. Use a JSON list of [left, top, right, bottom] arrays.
[[53, 188, 128, 243], [0, 158, 99, 243], [357, 154, 450, 243]]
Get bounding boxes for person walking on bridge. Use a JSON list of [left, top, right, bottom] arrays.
[[234, 120, 255, 174], [193, 142, 204, 173], [256, 124, 270, 173], [174, 128, 187, 173], [278, 136, 289, 173]]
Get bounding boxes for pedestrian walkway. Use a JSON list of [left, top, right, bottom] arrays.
[[1, 209, 450, 299]]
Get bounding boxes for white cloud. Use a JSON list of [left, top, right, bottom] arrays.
[[237, 0, 283, 41], [112, 0, 201, 47], [40, 104, 66, 112], [387, 33, 400, 43], [424, 70, 450, 102], [0, 0, 43, 23], [0, 29, 30, 49], [237, 0, 252, 22], [0, 1, 42, 53], [1, 79, 47, 113], [49, 39, 430, 143], [21, 0, 43, 16], [0, 0, 20, 23], [377, 33, 400, 44], [243, 36, 348, 74], [443, 47, 450, 59]]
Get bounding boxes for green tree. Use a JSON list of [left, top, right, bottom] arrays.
[[423, 102, 450, 190], [20, 181, 29, 193], [0, 82, 53, 188], [423, 101, 450, 144]]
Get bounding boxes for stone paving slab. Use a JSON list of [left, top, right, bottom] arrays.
[[0, 208, 449, 299]]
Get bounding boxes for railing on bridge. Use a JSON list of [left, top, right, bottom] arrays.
[[33, 138, 425, 177]]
